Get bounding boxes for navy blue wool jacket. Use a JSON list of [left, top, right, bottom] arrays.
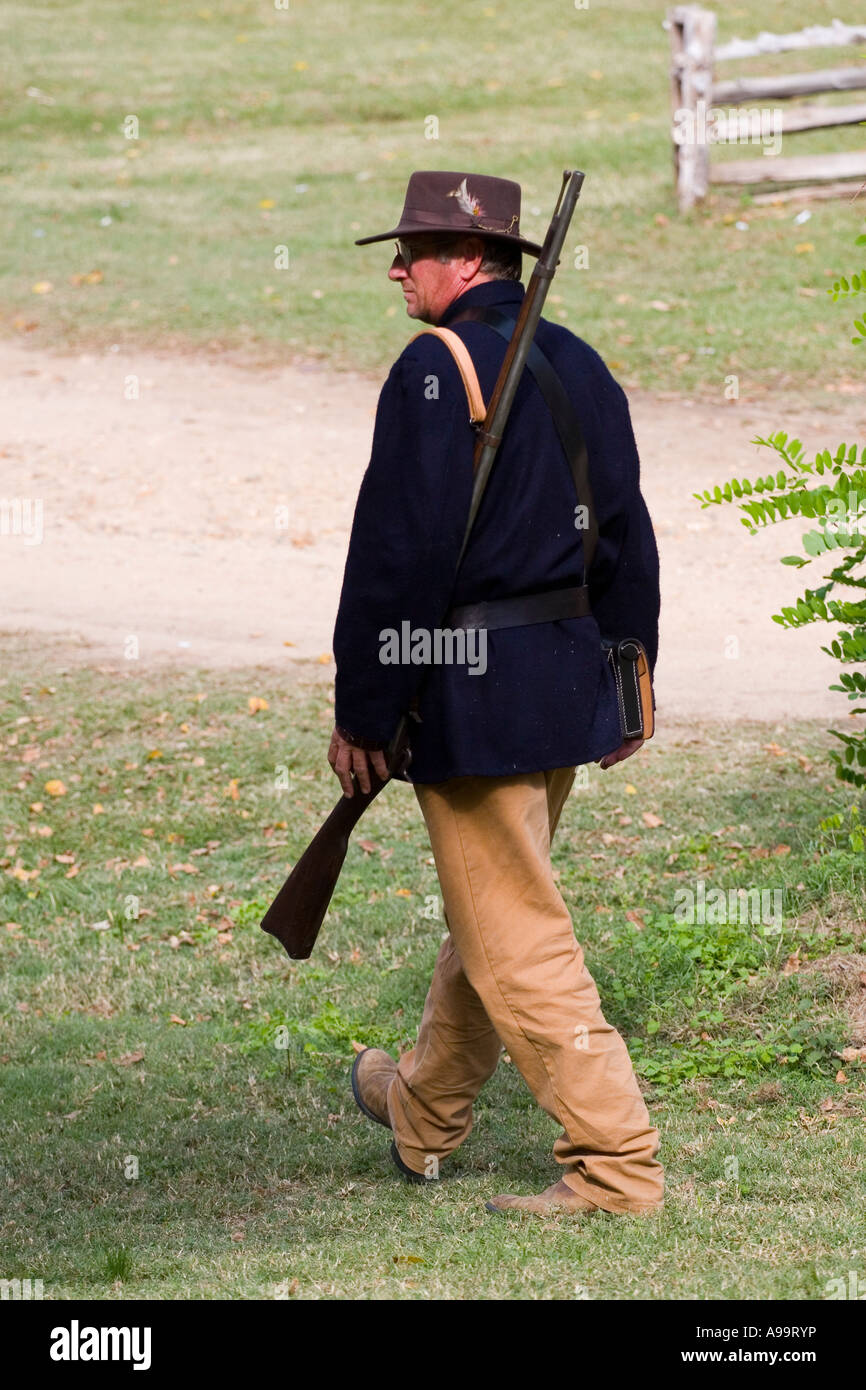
[[333, 279, 660, 783]]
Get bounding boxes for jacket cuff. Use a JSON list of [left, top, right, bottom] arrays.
[[334, 723, 385, 751]]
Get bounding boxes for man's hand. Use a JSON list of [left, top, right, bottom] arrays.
[[328, 726, 389, 798], [596, 737, 644, 771]]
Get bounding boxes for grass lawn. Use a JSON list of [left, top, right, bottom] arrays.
[[1, 0, 866, 399], [1, 634, 865, 1300]]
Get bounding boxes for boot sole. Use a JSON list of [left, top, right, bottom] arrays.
[[390, 1139, 437, 1185]]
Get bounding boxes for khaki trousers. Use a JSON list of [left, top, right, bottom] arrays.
[[386, 766, 664, 1214]]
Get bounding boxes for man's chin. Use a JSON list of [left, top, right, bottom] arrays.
[[404, 302, 436, 324]]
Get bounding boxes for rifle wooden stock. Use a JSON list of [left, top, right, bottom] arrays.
[[261, 170, 585, 962], [260, 768, 390, 960], [261, 718, 410, 959]]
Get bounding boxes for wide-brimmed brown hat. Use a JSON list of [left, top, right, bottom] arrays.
[[355, 170, 541, 256]]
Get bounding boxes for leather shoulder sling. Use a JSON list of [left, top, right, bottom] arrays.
[[408, 325, 486, 426]]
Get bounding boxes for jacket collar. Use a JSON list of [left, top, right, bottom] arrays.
[[438, 279, 524, 327]]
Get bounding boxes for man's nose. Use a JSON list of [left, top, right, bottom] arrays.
[[388, 257, 407, 281]]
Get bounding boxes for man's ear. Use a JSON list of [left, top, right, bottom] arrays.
[[460, 236, 485, 278]]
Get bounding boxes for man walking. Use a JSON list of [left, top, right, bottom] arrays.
[[330, 171, 663, 1217]]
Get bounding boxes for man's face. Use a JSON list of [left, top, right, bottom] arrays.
[[388, 237, 481, 324]]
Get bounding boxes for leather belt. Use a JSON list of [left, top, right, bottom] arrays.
[[447, 584, 591, 632]]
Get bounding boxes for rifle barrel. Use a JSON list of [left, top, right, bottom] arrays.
[[456, 169, 585, 565]]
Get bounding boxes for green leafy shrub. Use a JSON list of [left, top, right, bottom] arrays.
[[694, 221, 866, 789]]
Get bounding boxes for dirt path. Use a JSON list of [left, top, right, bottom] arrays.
[[2, 339, 864, 721]]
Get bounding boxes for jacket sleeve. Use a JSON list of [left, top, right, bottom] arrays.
[[580, 366, 660, 672], [332, 344, 473, 746]]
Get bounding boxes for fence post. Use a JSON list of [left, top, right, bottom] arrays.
[[669, 5, 717, 211]]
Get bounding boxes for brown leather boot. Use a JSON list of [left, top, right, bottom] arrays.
[[487, 1179, 662, 1217], [351, 1047, 397, 1129], [486, 1179, 600, 1216]]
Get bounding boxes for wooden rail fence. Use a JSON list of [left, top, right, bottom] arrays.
[[667, 8, 866, 210]]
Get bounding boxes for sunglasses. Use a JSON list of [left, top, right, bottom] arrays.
[[394, 238, 444, 268]]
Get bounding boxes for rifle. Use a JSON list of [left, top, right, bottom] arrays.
[[261, 168, 586, 961]]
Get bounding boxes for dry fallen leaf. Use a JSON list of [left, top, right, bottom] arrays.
[[8, 862, 39, 881], [169, 1014, 187, 1026], [642, 811, 663, 828], [168, 932, 195, 950], [247, 696, 269, 714], [44, 779, 66, 797], [115, 1050, 145, 1066]]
